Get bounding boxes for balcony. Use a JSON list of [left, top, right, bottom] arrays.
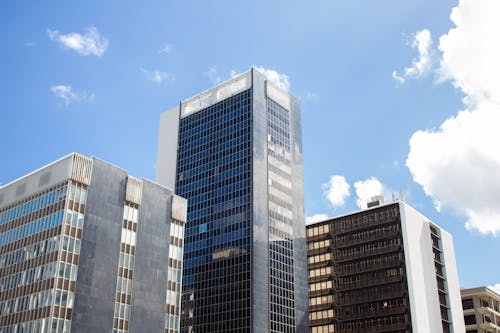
[[336, 257, 404, 277], [334, 244, 402, 262], [337, 322, 409, 333], [307, 232, 331, 242], [307, 245, 333, 256], [309, 287, 335, 298], [337, 275, 403, 291], [309, 317, 334, 326], [337, 288, 407, 306], [308, 273, 334, 284], [335, 217, 399, 235], [336, 305, 408, 321], [309, 302, 334, 312], [334, 230, 400, 249]]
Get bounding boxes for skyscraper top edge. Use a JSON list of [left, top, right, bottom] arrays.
[[161, 67, 296, 119], [179, 70, 253, 118], [0, 152, 80, 191], [306, 200, 453, 235], [1, 153, 174, 209]]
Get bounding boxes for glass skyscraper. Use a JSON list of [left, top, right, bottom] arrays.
[[156, 68, 308, 332]]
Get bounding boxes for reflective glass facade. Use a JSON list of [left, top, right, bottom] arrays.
[[177, 90, 253, 332], [267, 99, 296, 332], [162, 69, 307, 333]]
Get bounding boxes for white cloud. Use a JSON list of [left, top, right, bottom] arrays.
[[229, 69, 240, 78], [303, 92, 320, 102], [322, 175, 350, 208], [48, 26, 108, 56], [50, 85, 94, 105], [393, 29, 434, 83], [140, 68, 174, 84], [438, 0, 500, 106], [204, 66, 223, 84], [354, 177, 391, 209], [306, 214, 329, 225], [489, 284, 500, 295], [254, 66, 290, 91], [158, 43, 173, 54], [406, 0, 500, 235]]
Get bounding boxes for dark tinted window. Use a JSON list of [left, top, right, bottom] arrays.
[[462, 298, 474, 310], [464, 315, 477, 325]]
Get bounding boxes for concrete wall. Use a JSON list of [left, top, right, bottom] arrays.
[[72, 158, 176, 332], [129, 179, 173, 332], [72, 158, 125, 332]]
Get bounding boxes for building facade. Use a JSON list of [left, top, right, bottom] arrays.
[[156, 68, 308, 332], [306, 200, 465, 333], [461, 286, 500, 333], [0, 153, 187, 333]]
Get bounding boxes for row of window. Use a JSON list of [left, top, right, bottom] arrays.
[[309, 253, 332, 265], [310, 294, 334, 306], [336, 238, 401, 259], [337, 314, 408, 330], [309, 309, 334, 321], [308, 239, 331, 251], [0, 185, 68, 226], [0, 211, 64, 246], [339, 298, 405, 317], [310, 281, 334, 292], [179, 117, 251, 156], [309, 266, 333, 279], [334, 207, 399, 234], [0, 261, 57, 293], [335, 223, 399, 245], [337, 252, 402, 275], [311, 324, 334, 333], [178, 128, 251, 170], [0, 317, 70, 333], [307, 224, 330, 238], [0, 236, 59, 269]]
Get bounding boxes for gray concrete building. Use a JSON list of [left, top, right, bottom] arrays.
[[156, 68, 308, 332], [0, 153, 187, 333]]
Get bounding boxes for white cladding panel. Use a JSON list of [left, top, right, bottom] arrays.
[[441, 230, 466, 332], [171, 195, 187, 224], [399, 202, 443, 332], [156, 107, 179, 190], [125, 176, 143, 205]]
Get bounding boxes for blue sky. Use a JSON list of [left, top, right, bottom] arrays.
[[1, 0, 499, 291]]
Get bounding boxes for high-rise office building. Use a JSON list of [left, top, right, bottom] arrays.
[[306, 198, 465, 333], [461, 286, 500, 332], [0, 153, 187, 333], [156, 68, 308, 332]]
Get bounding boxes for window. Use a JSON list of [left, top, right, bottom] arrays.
[[462, 298, 474, 310], [464, 315, 476, 325]]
